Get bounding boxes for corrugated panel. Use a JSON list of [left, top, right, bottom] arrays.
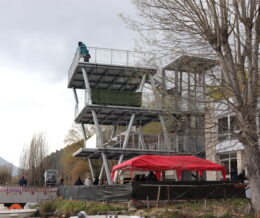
[[92, 89, 142, 107]]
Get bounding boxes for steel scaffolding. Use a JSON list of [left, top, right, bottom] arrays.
[[67, 46, 217, 184]]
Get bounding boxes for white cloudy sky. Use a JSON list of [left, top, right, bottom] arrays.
[[0, 0, 138, 166]]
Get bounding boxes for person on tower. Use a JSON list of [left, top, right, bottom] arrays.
[[78, 41, 91, 62]]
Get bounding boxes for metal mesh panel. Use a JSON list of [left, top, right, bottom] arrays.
[[91, 90, 142, 107]]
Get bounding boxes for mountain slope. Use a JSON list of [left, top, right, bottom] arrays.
[[0, 156, 20, 176]]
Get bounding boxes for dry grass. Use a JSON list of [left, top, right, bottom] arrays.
[[38, 198, 254, 218]]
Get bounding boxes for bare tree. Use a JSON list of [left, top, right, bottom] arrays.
[[20, 132, 48, 185], [64, 123, 98, 146], [126, 0, 260, 214], [0, 165, 12, 185], [64, 123, 83, 146]]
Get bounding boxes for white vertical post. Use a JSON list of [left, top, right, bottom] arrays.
[[149, 74, 156, 91], [79, 123, 96, 180], [101, 152, 111, 185], [82, 67, 92, 104], [159, 114, 170, 150], [80, 123, 87, 147], [110, 49, 113, 64], [158, 135, 160, 150], [92, 110, 103, 147], [176, 135, 179, 153], [138, 73, 147, 92], [88, 158, 95, 180], [138, 128, 146, 149], [72, 88, 79, 117], [126, 51, 129, 65], [228, 115, 231, 140], [91, 110, 111, 185], [95, 48, 97, 63], [149, 74, 161, 109], [121, 114, 135, 150], [113, 114, 135, 183], [110, 125, 118, 140], [99, 165, 104, 183], [188, 71, 191, 111]]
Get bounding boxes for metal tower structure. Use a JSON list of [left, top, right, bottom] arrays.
[[67, 46, 218, 184]]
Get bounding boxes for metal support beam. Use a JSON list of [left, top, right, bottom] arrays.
[[203, 73, 206, 110], [91, 110, 111, 185], [188, 72, 191, 111], [138, 128, 146, 149], [92, 110, 103, 148], [138, 73, 147, 92], [88, 158, 95, 179], [113, 114, 135, 183], [149, 74, 161, 109], [179, 71, 183, 110], [79, 123, 88, 149], [98, 164, 104, 184], [161, 69, 167, 109], [101, 152, 111, 185], [82, 67, 92, 104], [159, 114, 170, 150], [110, 125, 118, 140], [80, 123, 96, 178], [194, 73, 197, 110], [72, 88, 79, 117], [175, 70, 179, 111], [121, 114, 135, 150]]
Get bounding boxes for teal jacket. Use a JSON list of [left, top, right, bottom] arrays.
[[78, 42, 89, 55]]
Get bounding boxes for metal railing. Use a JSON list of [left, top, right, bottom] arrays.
[[74, 91, 206, 119], [68, 46, 156, 82], [106, 132, 179, 152], [105, 132, 203, 153], [68, 47, 81, 82]]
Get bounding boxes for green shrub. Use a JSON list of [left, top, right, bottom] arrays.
[[39, 201, 58, 218]]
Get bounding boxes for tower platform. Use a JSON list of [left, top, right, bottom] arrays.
[[75, 104, 162, 126], [68, 62, 157, 91], [73, 147, 187, 159]]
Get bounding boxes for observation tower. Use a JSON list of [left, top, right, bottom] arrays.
[[67, 46, 217, 184]]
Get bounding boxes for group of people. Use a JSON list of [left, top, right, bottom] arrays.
[[135, 171, 157, 182], [74, 176, 99, 186], [230, 169, 246, 181]]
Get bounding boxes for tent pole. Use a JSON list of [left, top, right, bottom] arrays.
[[130, 168, 133, 183]]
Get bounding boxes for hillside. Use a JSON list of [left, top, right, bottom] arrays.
[[0, 156, 19, 176]]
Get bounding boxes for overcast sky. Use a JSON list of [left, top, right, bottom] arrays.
[[0, 0, 138, 166]]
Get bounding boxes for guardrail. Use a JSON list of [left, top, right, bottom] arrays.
[[74, 91, 206, 119], [106, 131, 204, 153], [68, 46, 156, 82]]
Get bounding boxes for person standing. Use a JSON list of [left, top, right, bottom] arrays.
[[78, 41, 91, 62], [147, 171, 157, 181], [84, 177, 92, 186], [74, 177, 83, 185], [19, 176, 27, 187], [58, 177, 64, 186]]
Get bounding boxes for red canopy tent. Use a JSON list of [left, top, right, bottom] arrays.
[[111, 155, 226, 181]]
